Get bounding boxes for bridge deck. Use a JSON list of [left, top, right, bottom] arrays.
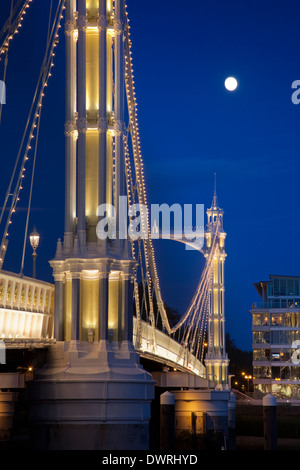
[[0, 272, 205, 377], [133, 318, 206, 377]]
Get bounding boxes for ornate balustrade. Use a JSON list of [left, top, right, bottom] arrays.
[[0, 271, 54, 340]]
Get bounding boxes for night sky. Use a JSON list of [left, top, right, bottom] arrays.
[[1, 0, 300, 352]]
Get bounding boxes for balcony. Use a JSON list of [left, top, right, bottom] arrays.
[[251, 301, 300, 310]]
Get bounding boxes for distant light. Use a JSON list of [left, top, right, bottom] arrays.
[[225, 76, 238, 91]]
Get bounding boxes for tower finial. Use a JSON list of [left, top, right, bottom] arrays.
[[212, 172, 219, 209]]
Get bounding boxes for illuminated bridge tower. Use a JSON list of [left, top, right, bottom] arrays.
[[204, 187, 229, 389], [53, 0, 132, 344], [29, 0, 154, 451]]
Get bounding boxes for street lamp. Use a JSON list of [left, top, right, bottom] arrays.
[[245, 375, 252, 393], [29, 226, 40, 279]]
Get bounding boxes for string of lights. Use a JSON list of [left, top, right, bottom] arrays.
[[124, 132, 144, 345], [0, 0, 34, 60], [171, 220, 220, 334], [124, 7, 167, 348], [190, 261, 214, 356], [124, 7, 158, 350], [124, 3, 222, 360], [0, 0, 66, 270], [176, 253, 214, 362]]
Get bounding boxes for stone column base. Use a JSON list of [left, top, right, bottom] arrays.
[[28, 341, 155, 450]]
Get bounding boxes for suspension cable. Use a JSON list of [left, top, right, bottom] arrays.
[[124, 7, 222, 360], [0, 0, 33, 59], [0, 0, 60, 231], [0, 0, 65, 271], [170, 219, 220, 334], [124, 10, 166, 348], [19, 0, 54, 275], [0, 0, 14, 124], [20, 106, 42, 275]]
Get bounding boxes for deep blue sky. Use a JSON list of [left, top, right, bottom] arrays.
[[1, 0, 300, 351]]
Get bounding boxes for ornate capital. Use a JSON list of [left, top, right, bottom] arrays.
[[114, 119, 125, 133], [65, 19, 75, 36], [98, 116, 108, 131], [114, 19, 124, 33], [77, 117, 87, 133], [65, 120, 75, 136], [77, 14, 87, 31], [99, 15, 107, 30]]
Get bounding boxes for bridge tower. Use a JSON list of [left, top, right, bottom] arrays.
[[29, 0, 154, 450], [51, 0, 134, 350], [204, 184, 229, 389]]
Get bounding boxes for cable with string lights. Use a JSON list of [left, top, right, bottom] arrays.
[[123, 3, 221, 360], [0, 0, 34, 60], [0, 0, 66, 272]]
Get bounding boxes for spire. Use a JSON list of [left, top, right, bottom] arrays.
[[207, 173, 223, 231], [212, 172, 219, 210]]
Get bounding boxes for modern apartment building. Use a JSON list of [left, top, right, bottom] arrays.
[[250, 275, 300, 401]]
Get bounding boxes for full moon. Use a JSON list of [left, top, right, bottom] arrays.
[[225, 76, 238, 91]]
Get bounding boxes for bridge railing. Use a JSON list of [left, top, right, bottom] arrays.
[[0, 271, 54, 340], [133, 318, 206, 377]]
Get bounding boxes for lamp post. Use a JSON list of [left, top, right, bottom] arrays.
[[29, 226, 40, 279], [245, 375, 252, 393]]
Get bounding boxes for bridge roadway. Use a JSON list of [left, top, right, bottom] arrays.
[[133, 318, 206, 376], [0, 271, 206, 378]]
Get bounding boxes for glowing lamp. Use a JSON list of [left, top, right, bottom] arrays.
[[29, 226, 39, 278], [30, 226, 40, 251]]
